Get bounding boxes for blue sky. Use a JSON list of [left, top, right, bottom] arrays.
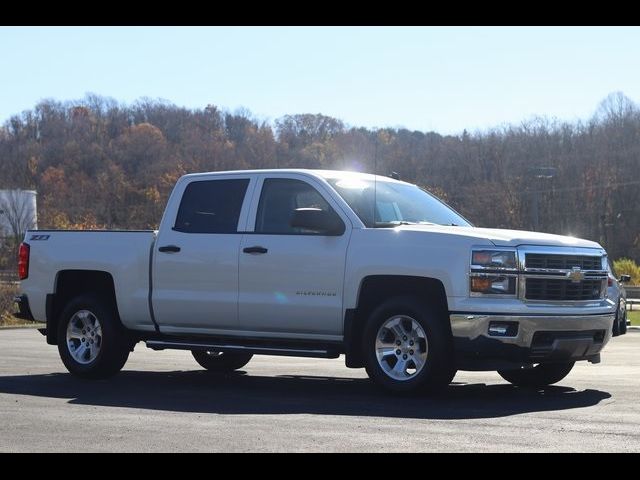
[[1, 26, 639, 135]]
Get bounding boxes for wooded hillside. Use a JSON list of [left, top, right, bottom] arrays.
[[1, 92, 639, 263]]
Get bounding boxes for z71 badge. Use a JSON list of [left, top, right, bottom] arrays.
[[29, 234, 50, 241]]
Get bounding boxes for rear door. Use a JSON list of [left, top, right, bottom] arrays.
[[152, 174, 256, 334]]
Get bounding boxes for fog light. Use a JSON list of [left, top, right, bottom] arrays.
[[489, 325, 507, 335], [488, 321, 518, 337]]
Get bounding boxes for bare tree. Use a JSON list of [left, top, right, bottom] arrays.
[[0, 190, 37, 242]]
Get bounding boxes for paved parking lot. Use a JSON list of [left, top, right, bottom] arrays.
[[0, 328, 638, 452]]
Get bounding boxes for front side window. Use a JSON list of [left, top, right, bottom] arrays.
[[326, 177, 471, 228], [255, 178, 335, 234], [174, 179, 249, 233]]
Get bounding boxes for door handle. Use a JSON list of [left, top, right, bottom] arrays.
[[243, 246, 268, 254], [158, 245, 181, 253]]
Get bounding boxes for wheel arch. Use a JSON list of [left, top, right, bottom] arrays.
[[344, 275, 450, 368], [46, 270, 120, 345]]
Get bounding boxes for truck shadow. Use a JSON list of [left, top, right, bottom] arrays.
[[0, 369, 611, 419]]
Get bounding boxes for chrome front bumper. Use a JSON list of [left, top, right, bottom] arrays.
[[450, 312, 615, 370]]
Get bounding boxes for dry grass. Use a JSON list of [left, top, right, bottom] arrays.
[[0, 315, 39, 327], [0, 283, 18, 323], [628, 310, 640, 326], [0, 283, 42, 327]]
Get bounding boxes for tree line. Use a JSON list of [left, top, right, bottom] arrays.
[[1, 92, 639, 268]]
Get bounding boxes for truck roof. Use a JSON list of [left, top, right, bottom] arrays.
[[180, 168, 409, 184]]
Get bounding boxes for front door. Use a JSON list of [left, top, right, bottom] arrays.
[[152, 175, 255, 334], [238, 175, 351, 337]]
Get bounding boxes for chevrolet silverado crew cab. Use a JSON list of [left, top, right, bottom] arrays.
[[14, 169, 616, 393]]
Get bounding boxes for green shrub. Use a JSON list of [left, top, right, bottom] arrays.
[[613, 258, 640, 285]]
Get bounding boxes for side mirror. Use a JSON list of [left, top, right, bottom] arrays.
[[290, 208, 345, 236], [619, 274, 631, 283]]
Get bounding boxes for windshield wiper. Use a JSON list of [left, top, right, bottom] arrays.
[[373, 221, 417, 228], [373, 221, 457, 228]]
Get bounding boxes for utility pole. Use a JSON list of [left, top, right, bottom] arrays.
[[600, 214, 607, 249], [531, 187, 540, 231], [528, 167, 556, 231]]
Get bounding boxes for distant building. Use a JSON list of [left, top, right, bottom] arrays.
[[0, 189, 38, 238]]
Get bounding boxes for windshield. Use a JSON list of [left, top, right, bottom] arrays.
[[326, 177, 472, 228]]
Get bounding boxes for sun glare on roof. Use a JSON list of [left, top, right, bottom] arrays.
[[335, 179, 369, 189]]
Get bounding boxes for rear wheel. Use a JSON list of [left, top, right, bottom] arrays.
[[498, 361, 575, 387], [191, 350, 253, 372], [57, 294, 130, 379], [362, 296, 455, 393]]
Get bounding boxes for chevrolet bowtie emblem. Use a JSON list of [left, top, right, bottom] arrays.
[[567, 266, 585, 283]]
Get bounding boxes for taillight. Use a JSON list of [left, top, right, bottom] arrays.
[[18, 243, 30, 280]]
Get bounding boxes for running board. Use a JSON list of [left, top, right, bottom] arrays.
[[145, 339, 340, 359]]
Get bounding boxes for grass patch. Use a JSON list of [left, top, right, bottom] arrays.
[[0, 283, 18, 326], [0, 283, 45, 327], [628, 310, 640, 326], [0, 315, 44, 328]]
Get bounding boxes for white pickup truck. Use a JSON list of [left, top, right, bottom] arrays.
[[15, 169, 616, 393]]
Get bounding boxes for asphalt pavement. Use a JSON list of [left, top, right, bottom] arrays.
[[0, 328, 639, 452]]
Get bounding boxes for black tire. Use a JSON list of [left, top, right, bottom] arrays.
[[612, 313, 620, 336], [612, 301, 627, 337], [57, 294, 130, 379], [192, 350, 253, 372], [362, 296, 455, 393], [620, 309, 628, 335], [498, 361, 575, 387]]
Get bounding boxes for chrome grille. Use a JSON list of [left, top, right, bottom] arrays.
[[525, 253, 601, 270], [525, 278, 603, 301], [520, 248, 607, 302]]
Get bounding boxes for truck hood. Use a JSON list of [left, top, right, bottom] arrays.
[[395, 225, 602, 249]]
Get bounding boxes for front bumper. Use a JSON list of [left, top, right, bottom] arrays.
[[450, 312, 614, 370]]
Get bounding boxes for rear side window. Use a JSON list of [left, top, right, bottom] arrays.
[[174, 179, 249, 233]]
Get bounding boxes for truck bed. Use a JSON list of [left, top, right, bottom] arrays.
[[22, 230, 157, 331]]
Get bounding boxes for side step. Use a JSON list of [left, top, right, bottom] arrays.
[[145, 339, 340, 359]]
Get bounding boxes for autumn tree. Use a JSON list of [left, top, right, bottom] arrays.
[[0, 92, 639, 266]]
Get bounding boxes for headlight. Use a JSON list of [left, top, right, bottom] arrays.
[[470, 248, 518, 297], [471, 249, 517, 270], [470, 274, 517, 296]]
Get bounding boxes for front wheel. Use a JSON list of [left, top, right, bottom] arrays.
[[191, 350, 253, 372], [362, 296, 455, 394], [498, 361, 575, 387]]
